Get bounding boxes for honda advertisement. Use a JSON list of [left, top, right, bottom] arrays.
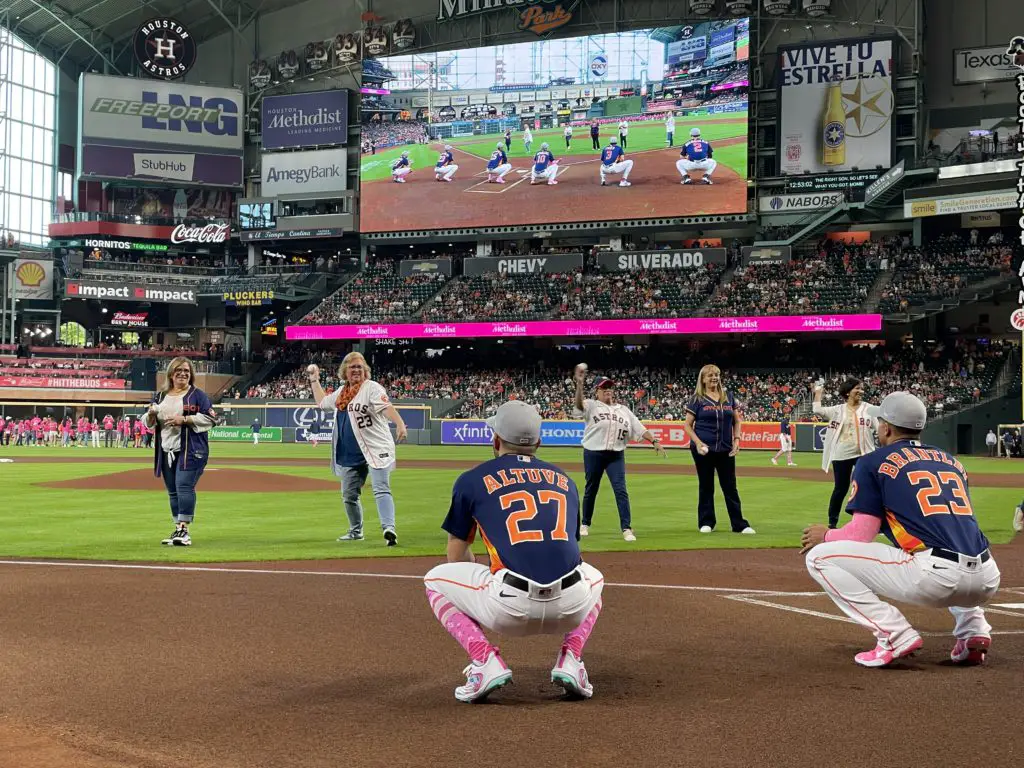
[[78, 73, 244, 187], [261, 90, 349, 150], [259, 148, 348, 196], [64, 280, 198, 305]]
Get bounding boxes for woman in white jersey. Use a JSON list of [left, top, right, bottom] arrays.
[[573, 366, 666, 542], [813, 378, 880, 528], [307, 352, 408, 546]]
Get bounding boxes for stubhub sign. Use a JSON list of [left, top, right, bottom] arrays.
[[260, 148, 348, 196]]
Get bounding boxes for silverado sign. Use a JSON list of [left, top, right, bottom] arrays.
[[436, 0, 581, 35]]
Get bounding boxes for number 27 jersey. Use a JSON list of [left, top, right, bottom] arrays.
[[846, 440, 989, 556], [442, 453, 582, 584]]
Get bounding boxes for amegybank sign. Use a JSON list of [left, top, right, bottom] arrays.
[[259, 148, 347, 196], [64, 280, 197, 305]]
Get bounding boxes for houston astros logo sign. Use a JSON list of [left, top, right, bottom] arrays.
[[134, 18, 197, 80]]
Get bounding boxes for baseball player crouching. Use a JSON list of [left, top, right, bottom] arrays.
[[423, 400, 605, 703], [573, 367, 665, 540], [599, 137, 633, 188], [530, 142, 559, 185], [486, 142, 512, 184], [435, 145, 458, 182], [677, 127, 717, 185], [391, 151, 412, 182], [801, 392, 1000, 668]]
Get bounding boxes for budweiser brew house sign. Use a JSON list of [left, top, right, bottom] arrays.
[[171, 223, 231, 245]]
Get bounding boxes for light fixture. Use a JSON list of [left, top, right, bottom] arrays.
[[101, 307, 108, 313]]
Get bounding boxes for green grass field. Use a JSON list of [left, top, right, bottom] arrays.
[[1, 442, 1019, 564], [359, 112, 749, 183]]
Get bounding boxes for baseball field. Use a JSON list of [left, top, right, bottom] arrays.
[[3, 442, 1024, 768], [359, 114, 748, 232]]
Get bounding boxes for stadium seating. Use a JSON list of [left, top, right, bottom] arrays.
[[299, 263, 450, 324], [423, 271, 580, 322], [566, 266, 723, 319]]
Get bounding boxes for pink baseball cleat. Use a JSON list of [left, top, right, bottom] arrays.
[[495, 177, 506, 184], [950, 635, 990, 665], [551, 647, 593, 698], [454, 650, 512, 703], [854, 636, 923, 668], [547, 179, 558, 185]]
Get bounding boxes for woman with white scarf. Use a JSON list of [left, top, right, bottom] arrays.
[[307, 352, 408, 546], [812, 378, 881, 529]]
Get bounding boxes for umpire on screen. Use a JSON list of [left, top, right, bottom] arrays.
[[573, 366, 666, 543]]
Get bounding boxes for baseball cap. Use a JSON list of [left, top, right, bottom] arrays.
[[877, 392, 927, 431], [690, 128, 701, 136], [594, 376, 616, 389], [486, 400, 542, 446], [609, 136, 618, 143]]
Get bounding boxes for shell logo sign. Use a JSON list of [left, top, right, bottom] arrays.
[[13, 257, 54, 300]]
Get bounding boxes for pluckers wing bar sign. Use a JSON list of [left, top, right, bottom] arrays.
[[224, 290, 275, 307], [437, 0, 582, 36]]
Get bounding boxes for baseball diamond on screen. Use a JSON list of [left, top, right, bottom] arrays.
[[358, 19, 749, 232]]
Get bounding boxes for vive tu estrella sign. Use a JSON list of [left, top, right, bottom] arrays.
[[436, 0, 581, 36]]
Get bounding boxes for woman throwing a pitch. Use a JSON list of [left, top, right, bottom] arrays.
[[307, 352, 408, 545], [812, 378, 880, 528], [681, 364, 755, 535], [146, 357, 219, 547]]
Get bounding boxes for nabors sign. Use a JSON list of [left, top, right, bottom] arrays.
[[436, 0, 582, 36], [171, 223, 230, 244]]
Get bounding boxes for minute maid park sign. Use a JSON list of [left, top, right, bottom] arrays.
[[436, 0, 582, 35]]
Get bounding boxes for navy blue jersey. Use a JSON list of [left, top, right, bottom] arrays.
[[780, 418, 790, 435], [435, 150, 454, 168], [681, 139, 712, 160], [846, 440, 989, 556], [601, 145, 624, 166], [486, 149, 508, 170], [532, 150, 555, 172], [442, 453, 582, 584], [685, 393, 738, 453]]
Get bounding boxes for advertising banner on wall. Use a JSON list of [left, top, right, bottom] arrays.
[[0, 375, 126, 389], [259, 148, 347, 197], [110, 187, 234, 220], [462, 253, 583, 276], [667, 36, 708, 65], [758, 191, 845, 213], [597, 249, 726, 271], [209, 426, 283, 442], [13, 256, 54, 300], [785, 171, 879, 192], [777, 38, 895, 175], [261, 90, 349, 150], [863, 158, 905, 205], [904, 190, 1018, 218], [953, 46, 1021, 84], [741, 245, 793, 266], [78, 74, 244, 187], [398, 258, 453, 277], [64, 280, 197, 305]]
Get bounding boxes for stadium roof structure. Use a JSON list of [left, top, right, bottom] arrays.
[[1, 0, 296, 81]]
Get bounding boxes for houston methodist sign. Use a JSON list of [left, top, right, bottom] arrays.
[[288, 313, 882, 341]]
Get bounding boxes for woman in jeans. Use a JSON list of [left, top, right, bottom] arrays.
[[681, 364, 755, 535], [812, 378, 880, 528], [307, 352, 408, 546], [146, 357, 218, 547]]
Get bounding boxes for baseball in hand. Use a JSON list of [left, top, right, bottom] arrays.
[[306, 364, 319, 377], [698, 444, 709, 456]]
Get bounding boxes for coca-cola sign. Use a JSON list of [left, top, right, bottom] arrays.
[[171, 222, 231, 244]]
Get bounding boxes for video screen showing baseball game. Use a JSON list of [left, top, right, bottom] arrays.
[[359, 20, 749, 232]]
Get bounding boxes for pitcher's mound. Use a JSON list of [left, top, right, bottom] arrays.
[[38, 468, 337, 493]]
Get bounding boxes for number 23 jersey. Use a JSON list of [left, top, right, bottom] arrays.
[[442, 453, 582, 584], [846, 439, 989, 556]]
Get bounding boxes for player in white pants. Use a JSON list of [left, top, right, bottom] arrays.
[[801, 392, 1000, 668], [436, 163, 458, 181], [677, 127, 717, 185], [599, 137, 634, 187], [391, 151, 412, 183], [676, 156, 717, 182]]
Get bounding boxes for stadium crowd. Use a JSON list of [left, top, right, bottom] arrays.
[[360, 121, 429, 151], [300, 262, 450, 324]]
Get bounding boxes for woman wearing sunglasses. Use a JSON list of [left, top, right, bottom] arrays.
[[145, 357, 219, 547]]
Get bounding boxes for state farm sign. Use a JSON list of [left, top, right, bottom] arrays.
[[171, 222, 230, 244]]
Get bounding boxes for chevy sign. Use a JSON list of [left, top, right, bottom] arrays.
[[259, 148, 348, 197], [261, 90, 349, 150]]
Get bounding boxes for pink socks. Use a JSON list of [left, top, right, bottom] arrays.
[[562, 600, 602, 657], [426, 589, 495, 663]]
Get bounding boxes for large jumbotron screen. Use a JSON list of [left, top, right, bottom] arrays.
[[358, 20, 749, 232]]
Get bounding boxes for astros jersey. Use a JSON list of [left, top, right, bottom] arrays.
[[486, 149, 508, 170], [682, 139, 712, 161], [533, 150, 555, 172], [578, 399, 646, 451], [391, 156, 410, 169], [780, 418, 791, 435], [601, 145, 624, 166], [847, 440, 989, 556], [436, 150, 454, 168], [442, 453, 582, 585]]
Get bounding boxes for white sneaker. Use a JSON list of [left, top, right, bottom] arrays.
[[787, 462, 797, 467], [1013, 506, 1024, 533], [740, 527, 756, 535], [551, 647, 593, 699], [771, 457, 778, 465], [622, 529, 636, 542], [618, 180, 631, 187], [699, 525, 713, 533], [580, 524, 590, 537], [454, 651, 512, 703]]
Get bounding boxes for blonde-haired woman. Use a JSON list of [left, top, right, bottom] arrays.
[[681, 364, 755, 535], [145, 357, 219, 547], [307, 352, 408, 545]]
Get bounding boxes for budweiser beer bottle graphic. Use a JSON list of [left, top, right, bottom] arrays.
[[822, 77, 846, 167]]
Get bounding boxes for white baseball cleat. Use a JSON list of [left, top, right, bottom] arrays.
[[702, 176, 713, 185], [580, 524, 590, 537], [739, 527, 756, 535], [771, 457, 778, 465], [551, 647, 593, 699], [454, 651, 513, 703], [682, 177, 693, 185], [1013, 506, 1023, 533], [547, 179, 558, 185], [787, 462, 797, 467], [622, 528, 636, 542], [618, 180, 631, 187], [699, 525, 713, 533]]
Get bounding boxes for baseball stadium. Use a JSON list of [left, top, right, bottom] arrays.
[[2, 0, 1024, 766]]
